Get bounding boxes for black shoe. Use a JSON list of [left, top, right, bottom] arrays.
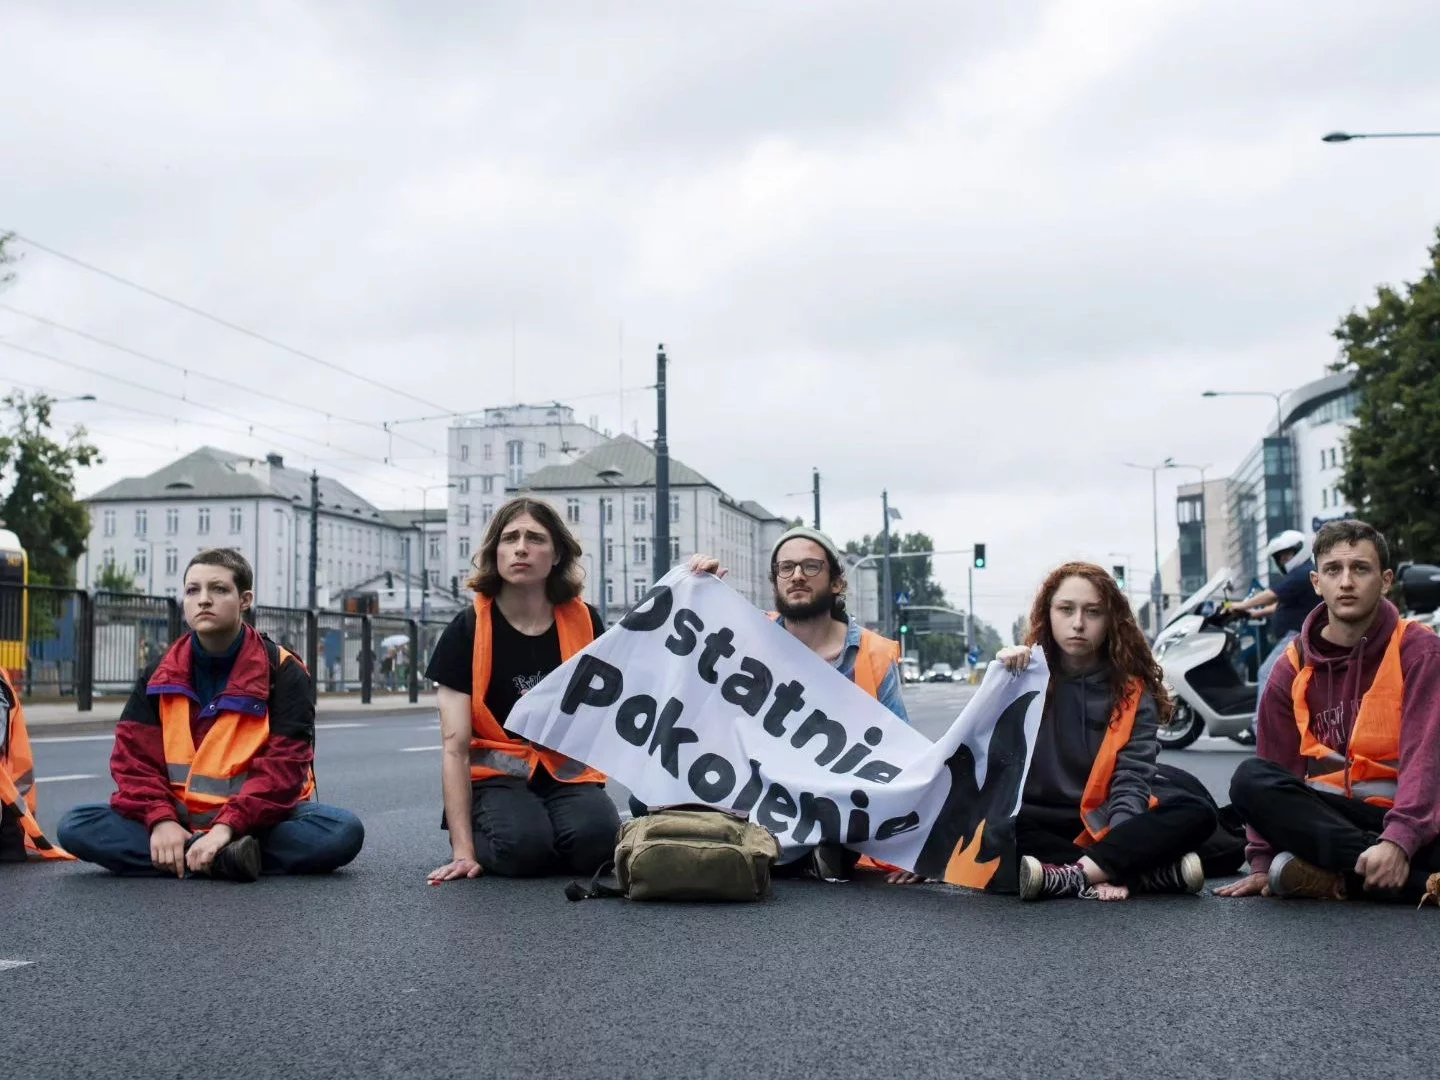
[[1018, 856, 1097, 901], [209, 834, 262, 883], [810, 843, 851, 882], [1130, 852, 1204, 895]]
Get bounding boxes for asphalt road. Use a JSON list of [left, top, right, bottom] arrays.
[[6, 684, 1438, 1080]]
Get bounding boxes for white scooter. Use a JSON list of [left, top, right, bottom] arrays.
[[1151, 568, 1259, 749]]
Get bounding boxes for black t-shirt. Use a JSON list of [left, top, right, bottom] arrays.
[[1270, 558, 1320, 639], [425, 601, 605, 727]]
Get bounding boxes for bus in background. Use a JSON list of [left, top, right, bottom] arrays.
[[0, 526, 26, 683]]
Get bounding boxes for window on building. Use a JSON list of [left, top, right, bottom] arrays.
[[429, 569, 440, 586], [606, 578, 615, 605], [134, 547, 149, 577], [428, 535, 441, 561], [102, 547, 115, 568], [459, 477, 470, 494], [165, 547, 178, 576], [1322, 488, 1329, 508], [632, 579, 648, 603], [670, 536, 680, 563], [507, 440, 524, 487], [633, 538, 648, 564], [1333, 485, 1343, 506], [135, 509, 148, 536], [601, 496, 613, 524], [460, 504, 471, 526], [481, 503, 493, 523], [606, 538, 614, 564], [483, 443, 492, 461], [459, 536, 470, 559], [460, 444, 470, 461], [566, 498, 581, 524], [633, 496, 647, 524], [670, 495, 680, 524], [197, 508, 211, 535], [165, 508, 179, 535], [482, 475, 494, 494], [538, 442, 547, 458], [229, 507, 243, 534], [102, 509, 116, 537]]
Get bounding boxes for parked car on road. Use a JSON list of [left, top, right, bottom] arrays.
[[925, 663, 954, 683]]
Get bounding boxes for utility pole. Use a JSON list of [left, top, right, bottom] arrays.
[[967, 565, 974, 659], [812, 468, 821, 530], [881, 490, 894, 639], [652, 343, 671, 586], [308, 470, 319, 609], [403, 536, 412, 619]]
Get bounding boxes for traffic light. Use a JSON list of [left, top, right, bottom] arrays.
[[384, 570, 394, 590], [900, 623, 908, 636], [1113, 564, 1127, 590], [973, 543, 987, 569]]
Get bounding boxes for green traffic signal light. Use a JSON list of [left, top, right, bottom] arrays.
[[900, 624, 908, 635], [973, 542, 987, 569]]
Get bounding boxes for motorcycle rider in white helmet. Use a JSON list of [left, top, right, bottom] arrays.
[[1224, 529, 1323, 726]]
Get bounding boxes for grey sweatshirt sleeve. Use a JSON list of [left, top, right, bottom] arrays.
[[1104, 691, 1159, 826]]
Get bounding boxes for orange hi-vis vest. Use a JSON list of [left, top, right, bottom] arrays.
[[158, 646, 317, 831], [1285, 621, 1406, 808], [469, 595, 605, 784], [767, 614, 900, 696], [0, 669, 74, 860], [1075, 677, 1159, 847]]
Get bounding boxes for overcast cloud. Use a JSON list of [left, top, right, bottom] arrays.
[[3, 0, 1439, 632]]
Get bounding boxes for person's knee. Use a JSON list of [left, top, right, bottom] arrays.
[[316, 806, 365, 868], [482, 831, 556, 877], [1229, 756, 1281, 813], [566, 816, 620, 875], [55, 803, 114, 858]]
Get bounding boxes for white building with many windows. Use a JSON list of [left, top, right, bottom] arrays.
[[516, 435, 790, 621], [83, 448, 423, 608], [444, 403, 609, 593]]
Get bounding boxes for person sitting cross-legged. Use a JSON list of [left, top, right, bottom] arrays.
[[1217, 519, 1440, 903], [58, 549, 364, 881], [999, 562, 1215, 901]]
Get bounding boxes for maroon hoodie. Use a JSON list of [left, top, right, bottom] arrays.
[[1248, 598, 1440, 873], [109, 625, 315, 836]]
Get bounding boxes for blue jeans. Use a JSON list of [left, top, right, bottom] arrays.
[[1253, 631, 1299, 733], [57, 802, 365, 876]]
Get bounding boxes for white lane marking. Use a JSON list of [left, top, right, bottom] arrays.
[[414, 722, 440, 730], [36, 774, 99, 783], [29, 734, 115, 744], [0, 960, 34, 973], [316, 722, 368, 730], [398, 745, 441, 753]]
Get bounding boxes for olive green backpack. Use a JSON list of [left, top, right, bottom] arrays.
[[565, 805, 781, 902]]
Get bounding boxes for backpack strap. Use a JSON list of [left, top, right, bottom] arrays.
[[564, 860, 623, 901]]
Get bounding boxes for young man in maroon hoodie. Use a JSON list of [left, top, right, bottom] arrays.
[[1217, 519, 1440, 902], [57, 549, 364, 881]]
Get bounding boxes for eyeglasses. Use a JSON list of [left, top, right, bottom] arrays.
[[776, 558, 826, 579]]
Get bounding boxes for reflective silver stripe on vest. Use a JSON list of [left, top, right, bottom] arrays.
[[188, 772, 250, 798], [1081, 808, 1107, 835], [1348, 779, 1398, 802], [14, 769, 33, 796], [550, 757, 590, 781], [470, 748, 530, 778], [167, 763, 190, 785], [172, 801, 221, 828]]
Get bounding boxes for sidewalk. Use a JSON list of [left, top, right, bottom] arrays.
[[21, 692, 441, 729]]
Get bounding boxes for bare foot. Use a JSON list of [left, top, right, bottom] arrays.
[[1091, 882, 1130, 902], [885, 871, 927, 885]]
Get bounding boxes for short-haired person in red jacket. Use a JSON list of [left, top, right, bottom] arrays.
[[58, 549, 364, 881], [1218, 520, 1440, 902]]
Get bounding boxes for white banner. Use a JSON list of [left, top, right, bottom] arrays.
[[506, 569, 1048, 891]]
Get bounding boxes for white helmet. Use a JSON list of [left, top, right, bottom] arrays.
[[1261, 529, 1310, 573]]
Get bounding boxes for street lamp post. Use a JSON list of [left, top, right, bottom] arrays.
[[881, 492, 902, 638], [1123, 458, 1176, 636], [418, 482, 456, 622], [1322, 130, 1440, 143], [1202, 389, 1285, 439], [595, 466, 624, 624]]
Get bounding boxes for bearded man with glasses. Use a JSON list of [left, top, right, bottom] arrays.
[[684, 527, 913, 882]]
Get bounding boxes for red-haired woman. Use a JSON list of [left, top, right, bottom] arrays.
[[997, 562, 1216, 901]]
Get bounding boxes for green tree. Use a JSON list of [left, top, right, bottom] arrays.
[[94, 561, 139, 594], [1333, 228, 1440, 562], [0, 231, 16, 290], [0, 391, 102, 587], [844, 531, 948, 608]]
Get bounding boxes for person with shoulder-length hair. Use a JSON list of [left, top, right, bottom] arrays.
[[424, 496, 618, 882], [996, 562, 1215, 901]]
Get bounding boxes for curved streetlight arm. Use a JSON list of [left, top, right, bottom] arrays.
[[1323, 131, 1440, 143]]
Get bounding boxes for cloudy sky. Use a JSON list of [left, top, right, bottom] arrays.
[[3, 0, 1439, 634]]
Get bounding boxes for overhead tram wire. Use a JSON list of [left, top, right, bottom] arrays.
[[0, 304, 456, 467], [7, 232, 455, 414], [0, 339, 439, 489]]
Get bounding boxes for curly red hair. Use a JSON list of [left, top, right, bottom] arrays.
[[1022, 561, 1172, 724]]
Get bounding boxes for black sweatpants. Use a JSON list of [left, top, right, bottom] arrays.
[[467, 769, 620, 877], [1016, 794, 1216, 883], [1230, 756, 1440, 902]]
